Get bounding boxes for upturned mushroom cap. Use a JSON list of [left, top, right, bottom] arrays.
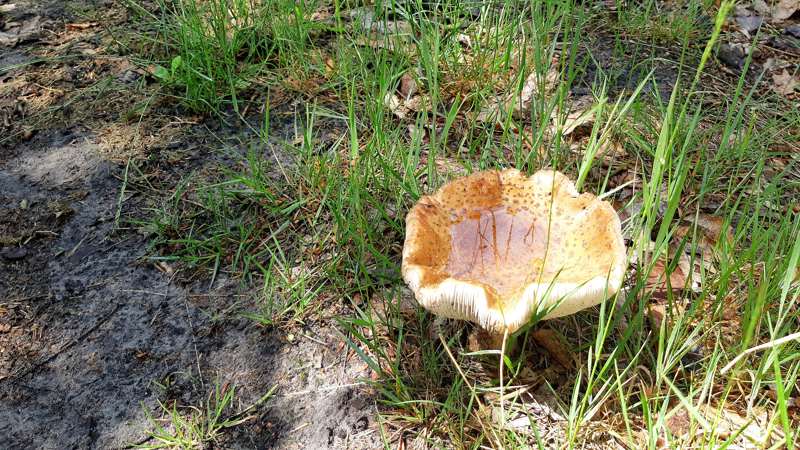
[[401, 168, 626, 334]]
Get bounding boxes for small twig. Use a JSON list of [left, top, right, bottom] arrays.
[[499, 328, 509, 426], [65, 235, 89, 258], [1, 304, 122, 385], [114, 157, 132, 230], [121, 289, 169, 297], [721, 331, 800, 374], [226, 384, 278, 422], [439, 333, 504, 450], [279, 382, 367, 398], [288, 422, 310, 434], [3, 292, 50, 304], [300, 332, 328, 346], [598, 179, 637, 200]]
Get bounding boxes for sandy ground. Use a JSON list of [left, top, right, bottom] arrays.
[[0, 133, 379, 449], [3, 0, 796, 448], [0, 1, 380, 448]]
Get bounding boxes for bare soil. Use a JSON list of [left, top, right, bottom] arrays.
[[2, 0, 797, 448], [0, 1, 378, 448]]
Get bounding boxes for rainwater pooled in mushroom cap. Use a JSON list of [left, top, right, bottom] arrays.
[[402, 169, 626, 333]]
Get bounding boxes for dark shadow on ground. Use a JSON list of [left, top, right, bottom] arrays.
[[0, 122, 380, 449]]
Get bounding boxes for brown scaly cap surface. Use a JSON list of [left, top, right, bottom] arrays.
[[401, 168, 627, 334]]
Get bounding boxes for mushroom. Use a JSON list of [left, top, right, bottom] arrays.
[[401, 168, 626, 344]]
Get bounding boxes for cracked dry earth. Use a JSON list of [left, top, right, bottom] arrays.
[[0, 2, 379, 449]]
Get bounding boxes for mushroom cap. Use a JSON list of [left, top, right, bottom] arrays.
[[401, 168, 627, 334]]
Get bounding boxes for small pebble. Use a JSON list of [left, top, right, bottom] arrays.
[[0, 246, 28, 261], [736, 15, 763, 33], [786, 24, 800, 38], [717, 43, 745, 70]]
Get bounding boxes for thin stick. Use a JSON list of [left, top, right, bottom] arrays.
[[2, 304, 122, 384], [499, 328, 509, 426], [438, 334, 503, 449], [113, 157, 131, 229], [598, 179, 637, 200], [721, 331, 800, 374]]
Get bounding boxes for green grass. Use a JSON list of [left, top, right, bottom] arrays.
[[125, 0, 318, 113], [611, 0, 713, 45], [136, 381, 276, 449], [140, 152, 302, 278], [133, 0, 800, 447]]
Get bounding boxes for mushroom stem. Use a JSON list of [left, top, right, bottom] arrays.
[[471, 328, 517, 353], [486, 331, 505, 350]]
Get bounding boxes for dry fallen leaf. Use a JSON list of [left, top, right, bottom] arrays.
[[489, 384, 566, 435], [384, 86, 429, 120], [154, 261, 174, 275], [753, 0, 771, 15], [735, 14, 763, 33], [399, 72, 417, 99], [773, 0, 800, 21], [664, 408, 692, 438], [674, 213, 733, 264], [646, 303, 667, 330], [0, 15, 42, 47], [476, 63, 560, 123], [662, 403, 779, 446], [646, 301, 686, 330], [516, 68, 560, 114], [596, 139, 626, 162], [645, 252, 692, 300], [641, 242, 703, 331], [557, 107, 595, 137], [384, 92, 407, 119], [354, 35, 411, 53], [698, 404, 781, 445], [772, 70, 798, 96], [456, 33, 472, 48], [405, 95, 430, 113], [531, 328, 574, 370], [351, 7, 412, 34], [324, 57, 336, 77], [688, 213, 732, 244], [308, 9, 332, 22], [66, 22, 98, 30]]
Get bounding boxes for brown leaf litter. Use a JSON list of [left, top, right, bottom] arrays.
[[475, 61, 561, 124], [350, 8, 414, 53], [488, 384, 566, 441], [660, 402, 784, 448], [642, 212, 733, 322], [772, 69, 798, 96], [531, 328, 576, 371], [384, 71, 431, 120], [673, 212, 733, 269], [0, 15, 44, 47], [644, 247, 698, 301], [772, 0, 800, 21]]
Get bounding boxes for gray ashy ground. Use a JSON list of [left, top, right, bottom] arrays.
[[0, 128, 379, 449], [0, 1, 380, 446]]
